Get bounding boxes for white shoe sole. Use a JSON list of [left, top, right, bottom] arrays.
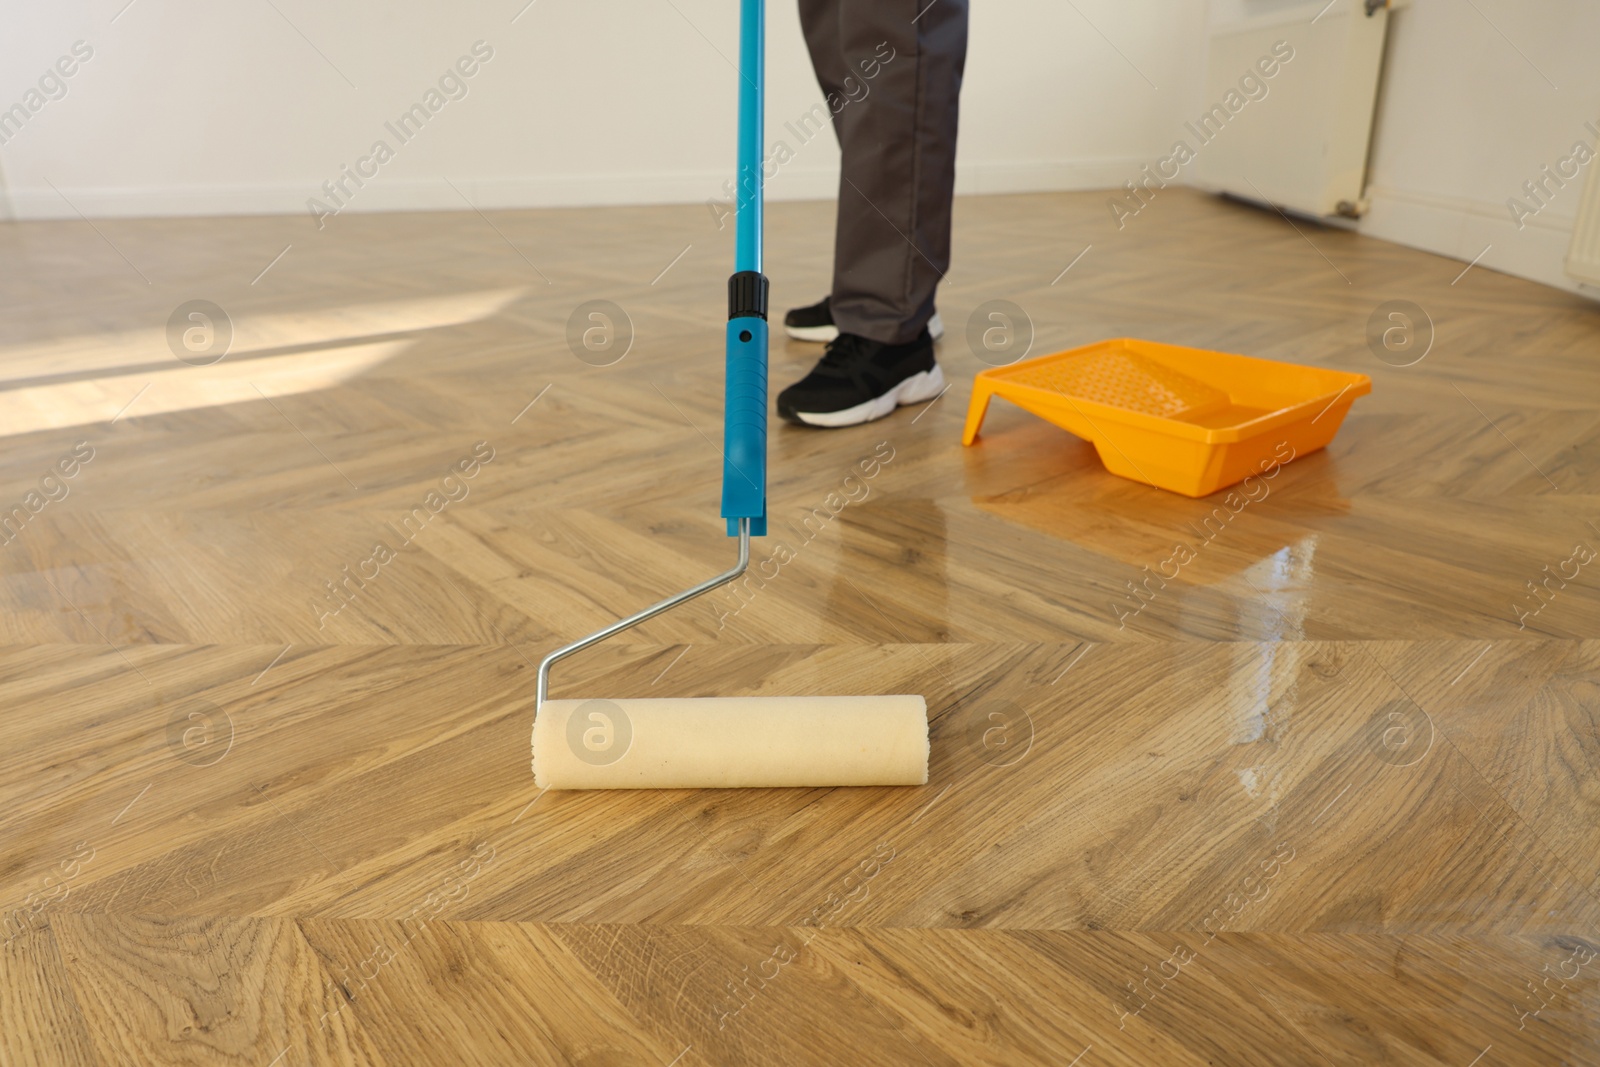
[[785, 323, 839, 342], [792, 364, 947, 428], [784, 311, 944, 344]]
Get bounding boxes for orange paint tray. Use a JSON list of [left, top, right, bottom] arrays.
[[961, 338, 1370, 498]]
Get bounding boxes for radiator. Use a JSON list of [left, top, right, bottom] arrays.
[[1191, 0, 1390, 219]]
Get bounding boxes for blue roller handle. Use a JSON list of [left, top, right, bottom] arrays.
[[721, 0, 767, 537], [733, 0, 763, 277]]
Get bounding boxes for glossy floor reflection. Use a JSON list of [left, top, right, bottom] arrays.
[[1, 189, 1597, 1065]]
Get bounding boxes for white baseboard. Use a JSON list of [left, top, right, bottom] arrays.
[[1359, 183, 1595, 299], [953, 158, 1149, 196], [0, 157, 1146, 222]]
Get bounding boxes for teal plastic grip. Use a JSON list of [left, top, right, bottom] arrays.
[[721, 315, 767, 536]]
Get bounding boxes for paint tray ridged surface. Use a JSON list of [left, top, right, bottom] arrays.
[[961, 338, 1370, 498]]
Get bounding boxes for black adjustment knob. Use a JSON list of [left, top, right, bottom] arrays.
[[727, 271, 769, 321]]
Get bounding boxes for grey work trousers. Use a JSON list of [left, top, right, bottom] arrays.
[[797, 0, 969, 345]]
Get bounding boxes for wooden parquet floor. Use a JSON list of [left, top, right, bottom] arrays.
[[2, 188, 1598, 1065]]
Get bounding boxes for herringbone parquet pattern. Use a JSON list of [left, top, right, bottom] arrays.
[[2, 188, 1598, 1065]]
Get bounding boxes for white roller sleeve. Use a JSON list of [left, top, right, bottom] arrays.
[[532, 695, 928, 790]]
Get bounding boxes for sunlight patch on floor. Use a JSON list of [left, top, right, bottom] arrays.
[[0, 288, 526, 435]]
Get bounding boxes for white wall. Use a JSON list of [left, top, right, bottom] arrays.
[[7, 0, 1596, 301], [0, 0, 1207, 221], [1357, 0, 1600, 295]]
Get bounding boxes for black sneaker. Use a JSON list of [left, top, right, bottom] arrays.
[[776, 330, 946, 427], [784, 296, 839, 342], [783, 296, 943, 343]]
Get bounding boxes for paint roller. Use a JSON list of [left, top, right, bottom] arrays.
[[531, 0, 928, 791]]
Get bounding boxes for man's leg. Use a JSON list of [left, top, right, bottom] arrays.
[[830, 0, 969, 345], [798, 0, 849, 123], [776, 0, 967, 427]]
